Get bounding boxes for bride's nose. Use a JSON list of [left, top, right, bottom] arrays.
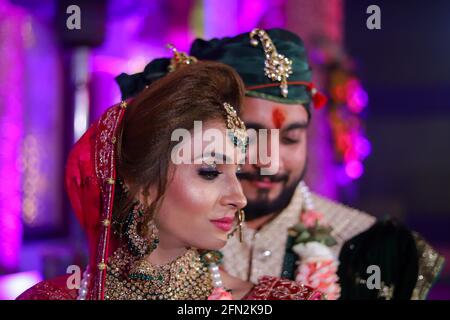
[[222, 174, 247, 210]]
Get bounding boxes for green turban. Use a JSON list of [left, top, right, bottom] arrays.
[[116, 58, 170, 100], [116, 28, 326, 112], [190, 28, 326, 113]]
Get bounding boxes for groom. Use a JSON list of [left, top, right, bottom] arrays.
[[116, 28, 444, 299], [187, 28, 444, 300]]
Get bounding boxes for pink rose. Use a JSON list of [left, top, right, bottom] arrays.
[[300, 210, 324, 228], [207, 287, 233, 300]]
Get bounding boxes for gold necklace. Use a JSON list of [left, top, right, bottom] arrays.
[[105, 246, 213, 300]]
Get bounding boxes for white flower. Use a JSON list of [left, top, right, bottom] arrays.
[[292, 241, 335, 262]]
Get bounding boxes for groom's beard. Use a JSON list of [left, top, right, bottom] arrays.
[[238, 169, 305, 221]]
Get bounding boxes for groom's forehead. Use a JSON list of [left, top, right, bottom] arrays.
[[241, 98, 308, 128]]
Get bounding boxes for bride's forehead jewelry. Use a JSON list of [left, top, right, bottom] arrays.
[[223, 102, 248, 154], [167, 43, 198, 72]]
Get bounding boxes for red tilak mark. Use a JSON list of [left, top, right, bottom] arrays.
[[272, 108, 286, 129]]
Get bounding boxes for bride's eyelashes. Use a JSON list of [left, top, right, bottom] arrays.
[[198, 161, 223, 180], [197, 161, 242, 181], [198, 168, 222, 180]]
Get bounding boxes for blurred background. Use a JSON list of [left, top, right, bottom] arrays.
[[0, 0, 448, 299]]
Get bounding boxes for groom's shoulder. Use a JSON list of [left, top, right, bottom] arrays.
[[309, 192, 377, 246]]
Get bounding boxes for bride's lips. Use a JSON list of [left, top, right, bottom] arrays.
[[210, 217, 234, 232]]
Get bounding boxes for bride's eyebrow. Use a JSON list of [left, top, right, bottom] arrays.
[[194, 152, 237, 165], [213, 151, 247, 165]]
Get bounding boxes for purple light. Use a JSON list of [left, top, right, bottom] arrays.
[[345, 160, 364, 179], [0, 271, 43, 300], [336, 166, 352, 186], [310, 48, 327, 65], [355, 136, 372, 159]]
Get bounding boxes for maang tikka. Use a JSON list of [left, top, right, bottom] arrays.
[[223, 102, 248, 154]]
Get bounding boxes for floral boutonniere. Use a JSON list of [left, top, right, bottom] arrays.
[[289, 209, 341, 300]]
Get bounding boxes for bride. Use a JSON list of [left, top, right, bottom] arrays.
[[17, 57, 322, 300]]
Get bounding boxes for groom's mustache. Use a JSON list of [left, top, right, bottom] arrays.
[[237, 171, 289, 183]]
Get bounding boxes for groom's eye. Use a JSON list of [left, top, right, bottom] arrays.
[[281, 129, 302, 145], [281, 137, 299, 145]]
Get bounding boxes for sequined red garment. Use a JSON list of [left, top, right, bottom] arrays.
[[16, 275, 322, 300], [244, 276, 324, 300], [16, 275, 77, 300]]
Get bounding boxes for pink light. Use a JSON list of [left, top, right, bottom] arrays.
[[345, 160, 364, 179], [346, 79, 368, 113], [238, 0, 267, 32], [0, 271, 43, 300], [0, 1, 24, 272], [344, 148, 358, 162]]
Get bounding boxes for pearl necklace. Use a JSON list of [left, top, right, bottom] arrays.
[[201, 250, 225, 288], [208, 262, 223, 288], [299, 180, 314, 211]]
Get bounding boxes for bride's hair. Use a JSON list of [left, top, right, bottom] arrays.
[[114, 61, 245, 236]]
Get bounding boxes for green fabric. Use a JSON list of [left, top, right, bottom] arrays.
[[116, 58, 170, 100], [189, 28, 313, 112], [281, 234, 298, 280], [337, 219, 419, 300]]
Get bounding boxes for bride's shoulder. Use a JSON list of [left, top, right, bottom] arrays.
[[16, 275, 77, 300], [244, 276, 324, 300]]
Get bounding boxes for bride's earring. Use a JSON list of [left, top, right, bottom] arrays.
[[228, 209, 245, 242], [238, 209, 245, 242], [125, 201, 159, 257]]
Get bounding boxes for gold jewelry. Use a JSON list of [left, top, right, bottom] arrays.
[[223, 102, 248, 154], [167, 44, 198, 72], [238, 209, 245, 242], [125, 201, 159, 257], [227, 209, 245, 243], [249, 28, 293, 98], [105, 246, 213, 300]]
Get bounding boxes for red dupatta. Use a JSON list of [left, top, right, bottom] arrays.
[[65, 101, 127, 300]]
